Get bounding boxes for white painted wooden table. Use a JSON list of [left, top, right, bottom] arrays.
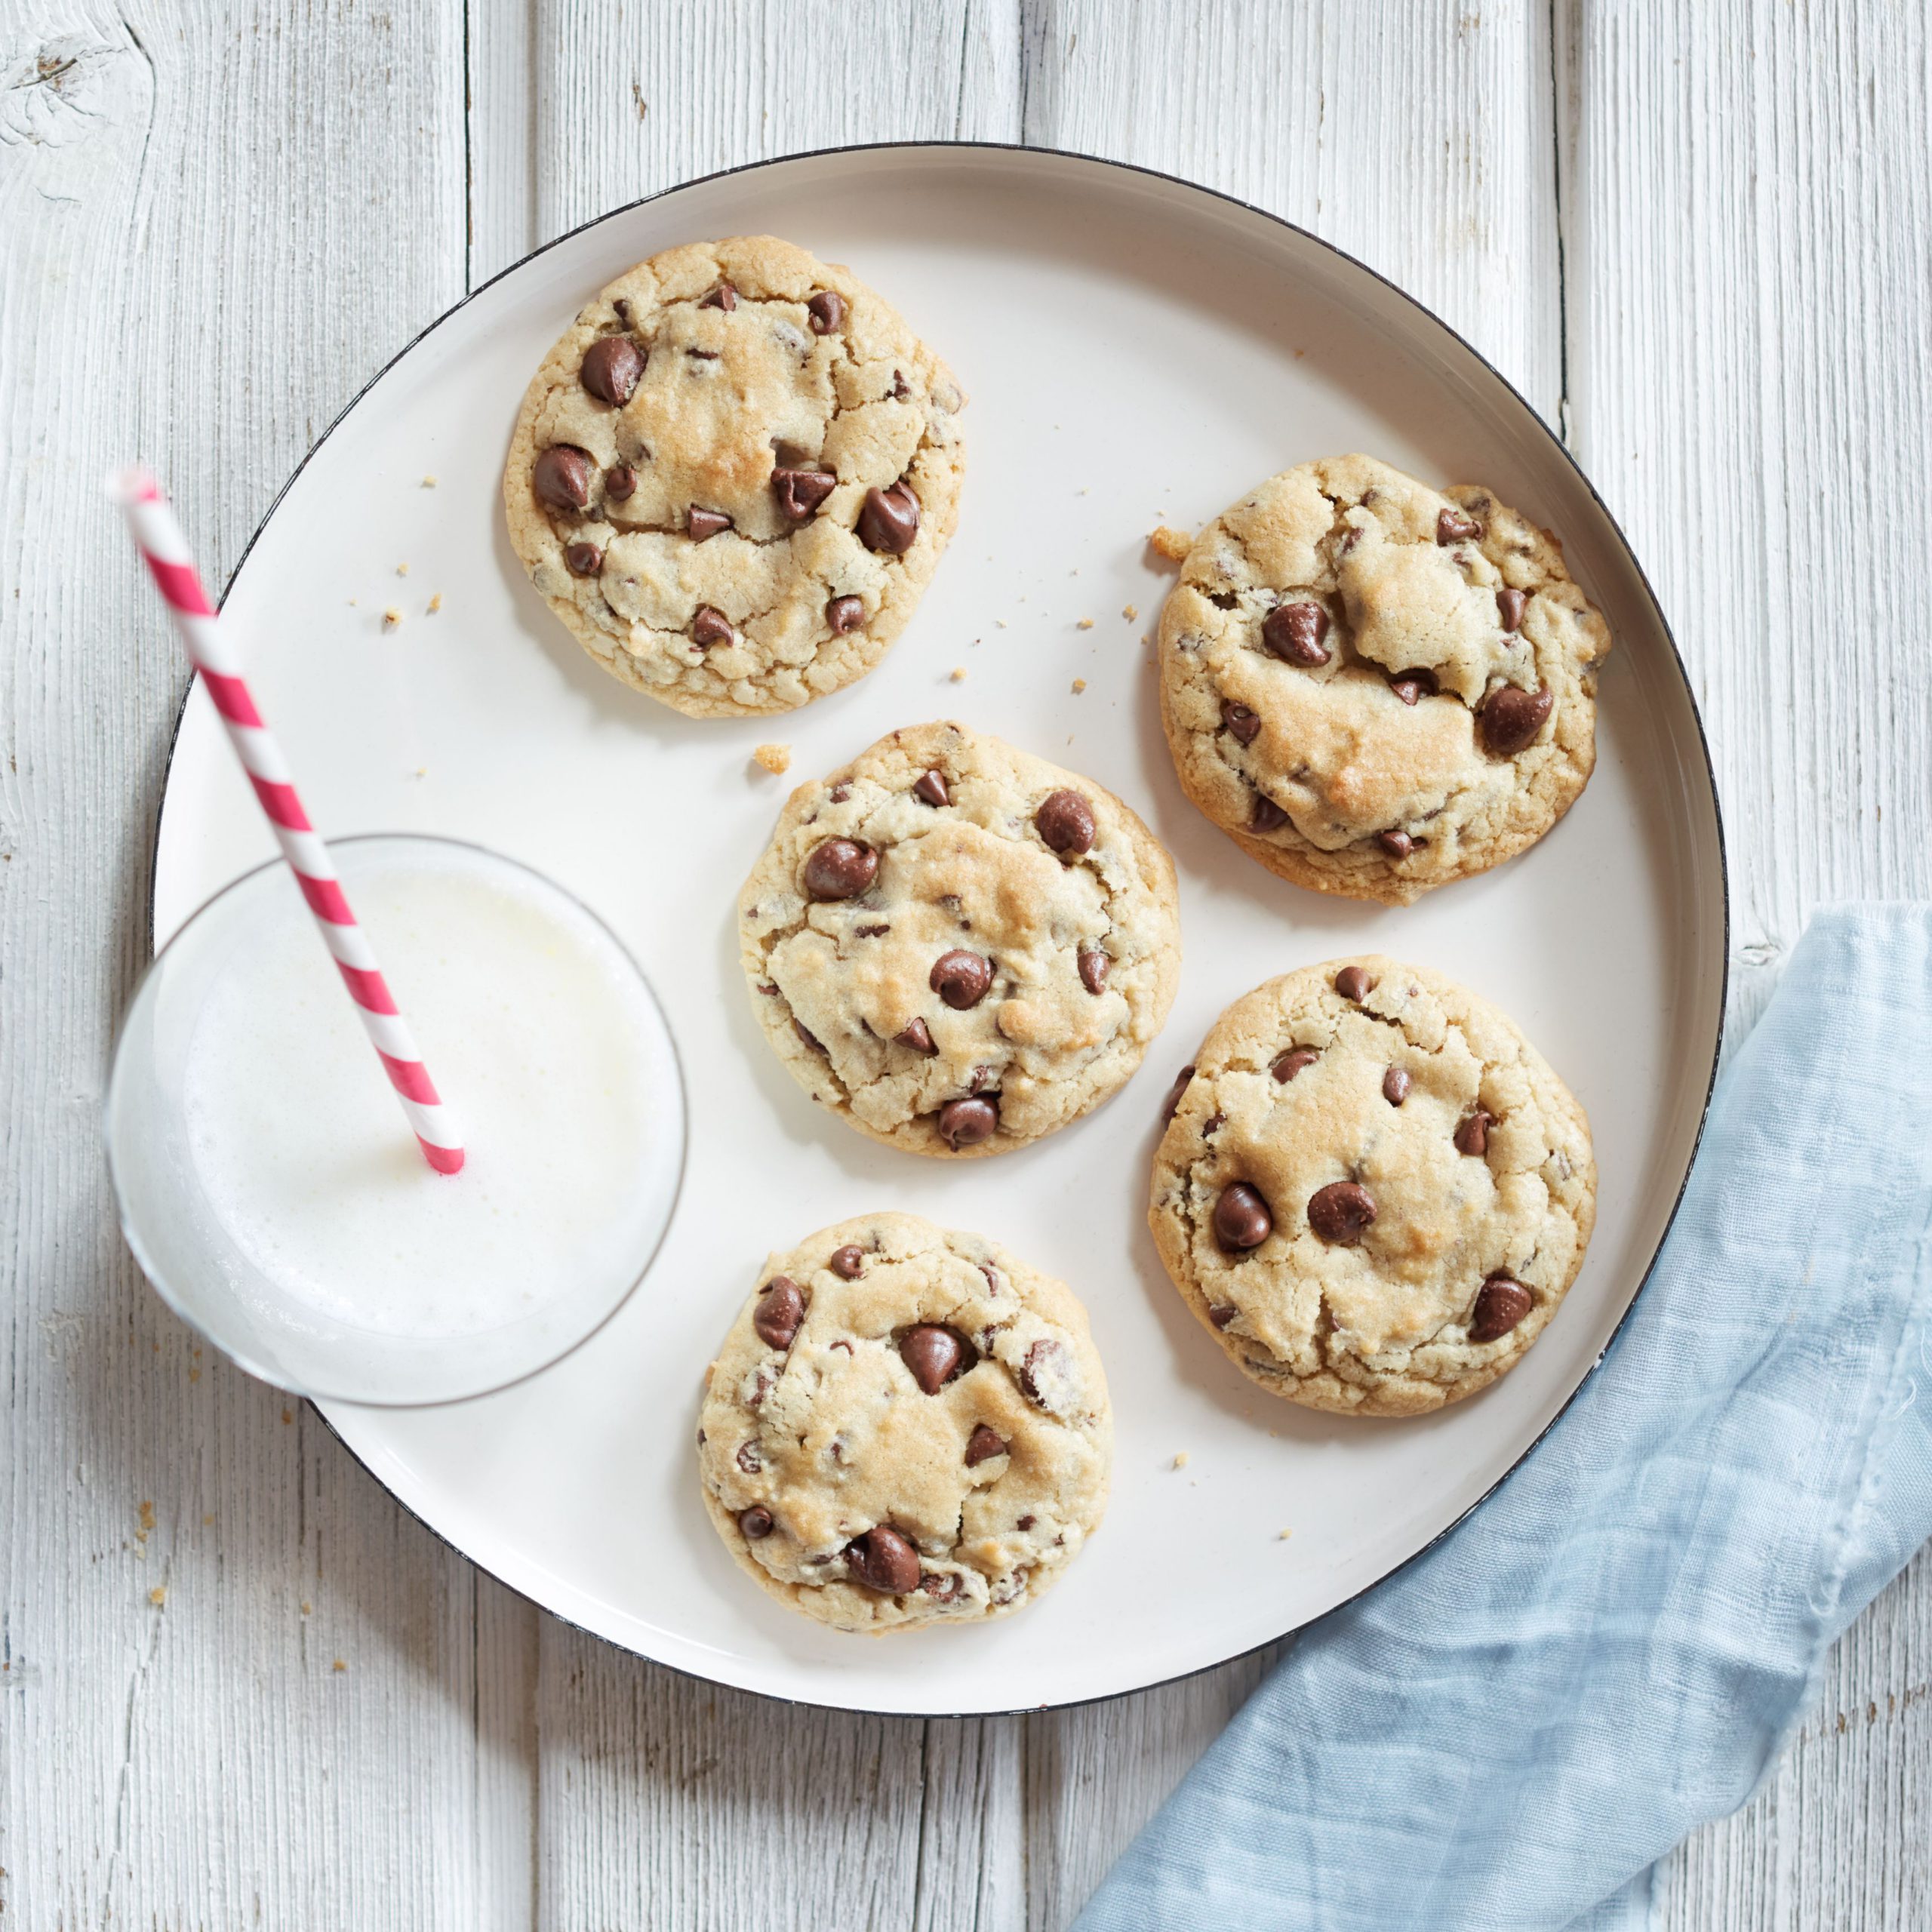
[[4, 4, 1928, 1925]]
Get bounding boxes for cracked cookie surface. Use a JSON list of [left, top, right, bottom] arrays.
[[1156, 454, 1612, 903], [698, 1212, 1112, 1633], [739, 721, 1180, 1158], [504, 235, 965, 718], [1149, 956, 1595, 1417]]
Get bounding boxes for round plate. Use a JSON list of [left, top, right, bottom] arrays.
[[152, 144, 1725, 1715]]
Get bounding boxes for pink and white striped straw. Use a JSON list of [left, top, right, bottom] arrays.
[[114, 466, 464, 1175]]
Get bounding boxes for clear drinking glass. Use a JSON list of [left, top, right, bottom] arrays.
[[105, 835, 686, 1405]]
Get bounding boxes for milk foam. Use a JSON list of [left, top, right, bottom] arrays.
[[183, 848, 671, 1341]]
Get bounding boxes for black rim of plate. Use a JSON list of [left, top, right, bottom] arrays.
[[146, 140, 1730, 1720]]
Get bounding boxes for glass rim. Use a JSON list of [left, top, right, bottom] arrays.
[[104, 831, 688, 1409]]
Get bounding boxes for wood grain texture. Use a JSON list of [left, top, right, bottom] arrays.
[[2, 2, 1927, 1927], [1559, 2, 1932, 1923], [0, 5, 490, 1927]]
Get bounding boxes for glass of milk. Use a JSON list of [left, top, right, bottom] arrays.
[[106, 835, 685, 1405]]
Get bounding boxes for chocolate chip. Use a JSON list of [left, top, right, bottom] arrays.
[[1078, 949, 1108, 995], [1016, 1515, 1036, 1532], [826, 594, 865, 633], [1437, 507, 1481, 543], [1307, 1181, 1377, 1244], [857, 482, 920, 555], [1017, 1338, 1071, 1407], [855, 924, 890, 937], [829, 1245, 865, 1280], [1454, 1109, 1494, 1156], [771, 467, 836, 521], [1383, 1066, 1411, 1106], [921, 1572, 964, 1601], [895, 1017, 937, 1056], [1377, 830, 1415, 859], [753, 1277, 805, 1349], [565, 542, 603, 577], [1251, 794, 1289, 832], [845, 1525, 920, 1595], [1208, 1304, 1237, 1328], [1497, 586, 1527, 632], [1272, 1047, 1318, 1082], [612, 298, 632, 324], [1469, 1274, 1534, 1342], [580, 334, 644, 406], [738, 1506, 774, 1540], [606, 464, 638, 501], [699, 281, 737, 311], [1221, 700, 1262, 744], [736, 1441, 762, 1473], [792, 1020, 826, 1055], [688, 506, 731, 541], [533, 445, 595, 512], [913, 768, 950, 808], [931, 949, 992, 1010], [829, 784, 851, 803], [802, 838, 878, 901], [900, 1324, 969, 1393], [691, 605, 732, 647], [1201, 1112, 1224, 1136], [1161, 1064, 1195, 1122], [1035, 789, 1096, 855], [1262, 600, 1331, 666], [1389, 667, 1438, 706], [1334, 965, 1375, 1002], [807, 289, 845, 334], [937, 1097, 998, 1149], [1479, 685, 1554, 757], [964, 1423, 1008, 1466], [1214, 1183, 1273, 1251]]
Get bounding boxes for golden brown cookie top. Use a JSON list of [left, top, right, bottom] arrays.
[[1157, 454, 1611, 903], [1149, 956, 1596, 1417], [504, 236, 965, 717], [739, 721, 1180, 1158], [698, 1212, 1112, 1633]]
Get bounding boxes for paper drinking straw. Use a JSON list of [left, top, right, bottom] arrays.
[[113, 466, 464, 1175]]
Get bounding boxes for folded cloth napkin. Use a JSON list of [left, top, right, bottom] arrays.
[[1077, 905, 1932, 1932]]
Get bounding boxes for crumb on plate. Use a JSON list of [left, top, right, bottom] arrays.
[[396, 562, 409, 577], [383, 608, 402, 629], [1122, 603, 1139, 621], [422, 474, 438, 487], [949, 666, 966, 683], [1076, 617, 1094, 630], [753, 743, 791, 776], [1072, 678, 1087, 694], [1149, 524, 1193, 563], [428, 592, 443, 614], [1171, 1451, 1189, 1470], [149, 1586, 166, 1607]]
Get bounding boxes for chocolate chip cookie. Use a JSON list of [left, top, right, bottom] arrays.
[[698, 1212, 1112, 1632], [1149, 957, 1595, 1416], [504, 235, 966, 718], [1156, 455, 1612, 903], [739, 721, 1181, 1158]]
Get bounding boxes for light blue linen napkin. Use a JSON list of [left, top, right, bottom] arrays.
[[1078, 905, 1932, 1932]]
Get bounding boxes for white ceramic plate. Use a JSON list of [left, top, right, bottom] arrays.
[[152, 145, 1725, 1715]]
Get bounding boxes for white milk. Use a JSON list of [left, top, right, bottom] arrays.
[[180, 844, 675, 1348]]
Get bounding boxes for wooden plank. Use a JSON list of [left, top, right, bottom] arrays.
[[1020, 0, 1562, 420], [480, 10, 1031, 1929], [1561, 2, 1932, 1924], [0, 3, 488, 1925], [1013, 5, 1561, 1919]]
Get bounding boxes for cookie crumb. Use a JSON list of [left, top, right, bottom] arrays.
[[1076, 617, 1094, 631], [281, 1409, 294, 1425], [995, 619, 1008, 629], [1278, 1528, 1293, 1540], [202, 1513, 214, 1526], [300, 1600, 312, 1616], [1171, 1451, 1189, 1470], [395, 562, 410, 577], [752, 743, 792, 776], [1072, 678, 1087, 694], [422, 474, 438, 487], [949, 667, 966, 683], [332, 1658, 347, 1673], [1149, 524, 1193, 563], [148, 1586, 166, 1607], [427, 593, 443, 614], [383, 608, 402, 629], [1122, 603, 1139, 621]]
